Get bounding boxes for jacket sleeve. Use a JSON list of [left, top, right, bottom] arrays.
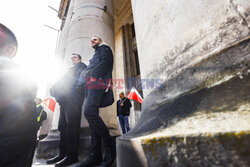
[[72, 63, 87, 88], [128, 99, 132, 108], [89, 45, 113, 79], [117, 101, 119, 116], [41, 109, 47, 121]]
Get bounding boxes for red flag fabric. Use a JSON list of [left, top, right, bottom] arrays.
[[127, 87, 143, 103], [42, 97, 56, 112]]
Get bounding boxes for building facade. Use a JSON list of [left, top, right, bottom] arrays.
[[53, 0, 142, 133], [38, 0, 250, 166]]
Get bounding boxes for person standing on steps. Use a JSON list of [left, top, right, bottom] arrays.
[[47, 53, 87, 167], [76, 36, 116, 167]]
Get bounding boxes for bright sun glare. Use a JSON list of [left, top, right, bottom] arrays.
[[0, 0, 62, 99]]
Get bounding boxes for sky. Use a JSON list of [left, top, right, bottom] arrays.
[[0, 0, 62, 98]]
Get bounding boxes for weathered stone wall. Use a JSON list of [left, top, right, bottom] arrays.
[[132, 0, 249, 97], [117, 0, 250, 166]]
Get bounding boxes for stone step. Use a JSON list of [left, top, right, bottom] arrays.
[[33, 154, 116, 167]]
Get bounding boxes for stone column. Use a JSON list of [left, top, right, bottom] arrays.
[[64, 0, 118, 134], [117, 0, 250, 166], [37, 0, 119, 159]]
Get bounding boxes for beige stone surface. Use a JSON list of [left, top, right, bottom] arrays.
[[231, 0, 250, 27], [131, 0, 250, 97], [114, 29, 126, 96]]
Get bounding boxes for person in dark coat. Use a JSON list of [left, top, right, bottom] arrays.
[[47, 53, 87, 167], [117, 92, 132, 134], [76, 36, 115, 167], [0, 23, 37, 167], [35, 98, 47, 131]]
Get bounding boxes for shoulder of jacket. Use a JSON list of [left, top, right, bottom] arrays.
[[80, 62, 87, 68], [99, 44, 111, 50]]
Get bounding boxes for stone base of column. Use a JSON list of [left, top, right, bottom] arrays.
[[117, 132, 250, 167], [117, 39, 250, 167], [117, 75, 250, 166], [36, 128, 91, 159]]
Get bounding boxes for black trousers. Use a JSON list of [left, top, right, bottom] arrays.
[[83, 88, 113, 156], [0, 133, 37, 167], [58, 98, 83, 157]]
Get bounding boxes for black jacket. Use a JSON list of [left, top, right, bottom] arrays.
[[117, 98, 132, 116], [50, 62, 87, 103], [0, 57, 37, 137], [36, 104, 47, 127], [78, 44, 113, 86], [78, 44, 114, 107]]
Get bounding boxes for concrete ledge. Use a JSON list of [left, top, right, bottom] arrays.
[[117, 131, 250, 167]]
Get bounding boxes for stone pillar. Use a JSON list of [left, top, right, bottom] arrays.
[[64, 0, 118, 134], [37, 0, 119, 159], [64, 0, 114, 65], [117, 0, 250, 166]]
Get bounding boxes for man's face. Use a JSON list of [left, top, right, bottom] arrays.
[[71, 54, 81, 65], [119, 93, 124, 99], [91, 37, 102, 48]]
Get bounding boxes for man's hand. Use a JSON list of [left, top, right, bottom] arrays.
[[120, 103, 124, 107]]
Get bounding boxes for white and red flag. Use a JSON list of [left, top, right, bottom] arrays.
[[42, 97, 56, 112], [127, 87, 143, 103]]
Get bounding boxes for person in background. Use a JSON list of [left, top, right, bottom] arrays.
[[117, 92, 132, 134], [35, 98, 47, 131], [0, 23, 37, 167], [47, 53, 87, 167]]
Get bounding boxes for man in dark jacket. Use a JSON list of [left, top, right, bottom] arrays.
[[47, 53, 87, 166], [117, 92, 132, 134], [0, 23, 37, 167], [76, 36, 115, 167]]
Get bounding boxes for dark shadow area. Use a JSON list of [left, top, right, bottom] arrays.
[[116, 139, 146, 167]]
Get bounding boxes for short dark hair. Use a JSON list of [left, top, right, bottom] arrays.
[[120, 92, 124, 96], [72, 53, 82, 60], [93, 35, 102, 42], [0, 23, 18, 51]]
